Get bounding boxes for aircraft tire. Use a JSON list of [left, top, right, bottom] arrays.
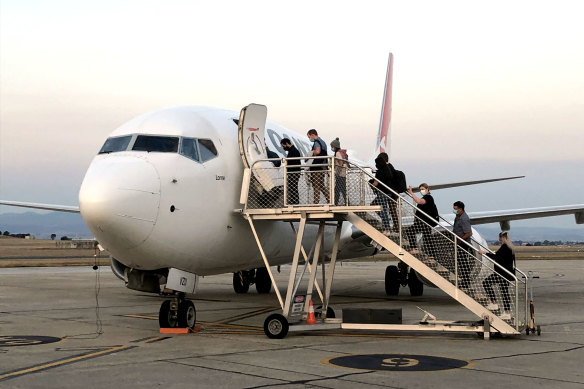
[[255, 267, 272, 294], [264, 314, 289, 339], [159, 300, 178, 328], [177, 300, 196, 329], [408, 268, 424, 296], [316, 306, 336, 319], [233, 272, 250, 294], [385, 265, 400, 296]]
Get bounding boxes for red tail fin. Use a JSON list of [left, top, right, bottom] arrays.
[[376, 53, 393, 158]]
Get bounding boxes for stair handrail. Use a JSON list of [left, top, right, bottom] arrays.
[[244, 156, 528, 330], [332, 157, 525, 283], [331, 157, 528, 329]]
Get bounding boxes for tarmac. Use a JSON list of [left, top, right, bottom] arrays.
[[1, 259, 583, 388]]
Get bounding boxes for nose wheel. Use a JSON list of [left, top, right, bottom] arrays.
[[159, 293, 196, 330]]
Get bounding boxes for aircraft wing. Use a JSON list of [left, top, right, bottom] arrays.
[[0, 200, 80, 213], [465, 204, 584, 230], [417, 176, 525, 192]]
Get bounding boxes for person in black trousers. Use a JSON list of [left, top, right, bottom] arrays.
[[280, 138, 301, 205], [404, 183, 439, 253], [479, 232, 516, 320], [370, 157, 393, 233]]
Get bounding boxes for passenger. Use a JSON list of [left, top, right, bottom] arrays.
[[404, 183, 439, 253], [452, 201, 473, 289], [265, 145, 281, 167], [280, 138, 301, 205], [370, 157, 393, 234], [479, 232, 516, 320], [306, 129, 330, 204], [377, 152, 400, 231], [330, 137, 348, 206]]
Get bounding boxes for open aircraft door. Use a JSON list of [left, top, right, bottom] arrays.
[[238, 104, 282, 192]]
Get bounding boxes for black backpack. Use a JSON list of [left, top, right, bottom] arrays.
[[393, 170, 407, 193]]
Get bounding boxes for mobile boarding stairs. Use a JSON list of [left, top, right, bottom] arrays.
[[236, 105, 528, 339]]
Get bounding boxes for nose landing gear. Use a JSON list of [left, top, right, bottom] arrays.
[[159, 292, 197, 330]]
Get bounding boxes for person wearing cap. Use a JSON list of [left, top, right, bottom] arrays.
[[330, 137, 348, 205]]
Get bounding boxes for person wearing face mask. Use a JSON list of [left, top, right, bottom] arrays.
[[280, 138, 301, 205], [452, 201, 473, 289], [404, 183, 439, 253], [306, 129, 330, 204]]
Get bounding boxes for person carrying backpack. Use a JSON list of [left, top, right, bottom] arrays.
[[378, 153, 404, 232], [330, 137, 348, 205]]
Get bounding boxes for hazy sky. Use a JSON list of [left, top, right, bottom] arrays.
[[1, 1, 583, 230]]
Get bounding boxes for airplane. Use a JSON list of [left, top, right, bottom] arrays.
[[2, 54, 583, 331]]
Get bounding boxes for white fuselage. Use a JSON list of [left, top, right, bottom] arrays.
[[78, 106, 363, 275], [79, 105, 488, 277]]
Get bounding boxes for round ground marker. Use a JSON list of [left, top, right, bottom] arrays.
[[324, 354, 469, 371], [0, 335, 62, 347]]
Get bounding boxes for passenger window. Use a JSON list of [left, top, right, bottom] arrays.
[[198, 139, 218, 162], [98, 135, 132, 154], [132, 136, 179, 153], [180, 138, 200, 162]]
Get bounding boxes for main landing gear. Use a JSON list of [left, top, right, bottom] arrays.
[[159, 292, 196, 330], [233, 267, 272, 294], [385, 262, 423, 297]]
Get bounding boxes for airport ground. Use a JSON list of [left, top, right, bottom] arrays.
[[1, 239, 583, 388], [0, 253, 584, 388]]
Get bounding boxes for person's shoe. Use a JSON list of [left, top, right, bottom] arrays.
[[486, 303, 499, 311], [499, 312, 511, 320], [382, 230, 391, 236], [408, 248, 420, 255]]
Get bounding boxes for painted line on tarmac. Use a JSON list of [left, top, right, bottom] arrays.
[[122, 314, 261, 329], [122, 313, 473, 339], [122, 314, 264, 332], [123, 307, 276, 327], [130, 335, 171, 344], [212, 307, 278, 325], [124, 314, 158, 321], [0, 345, 135, 382]]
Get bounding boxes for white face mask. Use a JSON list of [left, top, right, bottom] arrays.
[[420, 189, 427, 196]]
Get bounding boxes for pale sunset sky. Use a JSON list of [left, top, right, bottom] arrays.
[[1, 1, 583, 230]]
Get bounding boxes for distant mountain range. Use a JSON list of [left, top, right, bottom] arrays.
[[474, 226, 584, 242], [1, 211, 583, 242], [0, 212, 92, 239]]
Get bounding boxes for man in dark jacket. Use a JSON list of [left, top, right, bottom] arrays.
[[280, 138, 301, 205], [479, 232, 515, 320], [404, 183, 439, 252], [453, 201, 473, 289]]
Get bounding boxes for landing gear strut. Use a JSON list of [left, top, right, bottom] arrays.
[[159, 292, 196, 330]]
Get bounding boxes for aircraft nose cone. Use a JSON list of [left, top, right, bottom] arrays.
[[79, 155, 161, 250]]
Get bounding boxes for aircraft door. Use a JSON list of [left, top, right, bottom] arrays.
[[238, 104, 281, 191]]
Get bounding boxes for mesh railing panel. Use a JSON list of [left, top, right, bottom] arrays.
[[355, 182, 523, 329], [243, 157, 526, 331]]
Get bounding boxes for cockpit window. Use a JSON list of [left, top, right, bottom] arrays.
[[180, 138, 200, 162], [98, 135, 132, 154], [198, 139, 218, 162], [132, 135, 179, 153]]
